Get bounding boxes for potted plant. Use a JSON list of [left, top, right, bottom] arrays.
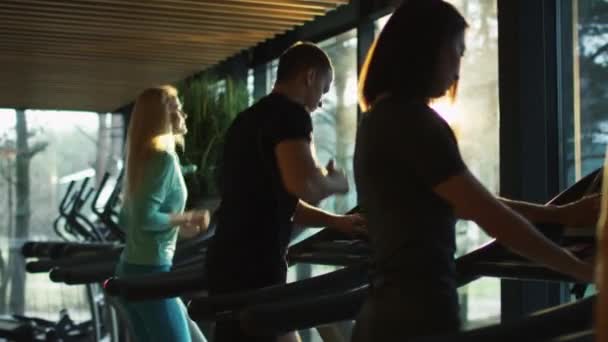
[[177, 74, 249, 209]]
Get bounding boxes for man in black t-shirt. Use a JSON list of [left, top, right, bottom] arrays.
[[205, 42, 366, 342]]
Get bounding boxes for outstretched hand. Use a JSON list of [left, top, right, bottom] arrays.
[[329, 213, 368, 238], [558, 194, 601, 228], [574, 258, 595, 284]]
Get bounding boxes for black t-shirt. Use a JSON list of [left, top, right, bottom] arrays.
[[354, 95, 466, 288], [207, 93, 312, 280]]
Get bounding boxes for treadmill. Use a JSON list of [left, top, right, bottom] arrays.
[[235, 168, 602, 339], [105, 168, 601, 341]]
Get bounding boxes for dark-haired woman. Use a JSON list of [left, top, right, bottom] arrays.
[[352, 1, 597, 340]]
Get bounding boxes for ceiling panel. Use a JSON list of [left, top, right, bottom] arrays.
[[0, 0, 348, 112]]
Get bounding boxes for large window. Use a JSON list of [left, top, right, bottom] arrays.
[[375, 0, 501, 326], [314, 29, 359, 215], [562, 0, 608, 186], [0, 109, 123, 321]]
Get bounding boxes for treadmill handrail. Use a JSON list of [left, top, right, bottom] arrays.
[[104, 261, 206, 300], [414, 296, 594, 342], [188, 263, 369, 320], [238, 285, 369, 335]]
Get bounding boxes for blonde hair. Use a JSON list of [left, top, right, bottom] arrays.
[[124, 85, 183, 197]]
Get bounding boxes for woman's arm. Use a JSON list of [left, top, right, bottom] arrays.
[[499, 195, 600, 227], [497, 198, 559, 223], [135, 153, 206, 232], [434, 169, 593, 282]]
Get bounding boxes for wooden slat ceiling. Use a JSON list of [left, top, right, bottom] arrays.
[[0, 0, 348, 112]]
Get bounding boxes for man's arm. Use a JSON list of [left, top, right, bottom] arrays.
[[275, 140, 348, 204], [293, 200, 367, 236], [292, 200, 339, 227]]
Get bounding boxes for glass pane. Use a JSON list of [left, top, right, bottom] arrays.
[[562, 0, 608, 302], [0, 109, 123, 321], [315, 29, 359, 215], [374, 14, 391, 37], [446, 0, 501, 327], [211, 79, 227, 100], [266, 59, 279, 94], [564, 0, 608, 185], [374, 0, 501, 327], [247, 68, 255, 106]]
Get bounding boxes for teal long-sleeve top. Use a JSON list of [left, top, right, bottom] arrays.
[[119, 150, 187, 266]]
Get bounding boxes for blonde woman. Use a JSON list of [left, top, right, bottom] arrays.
[[115, 85, 208, 342]]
